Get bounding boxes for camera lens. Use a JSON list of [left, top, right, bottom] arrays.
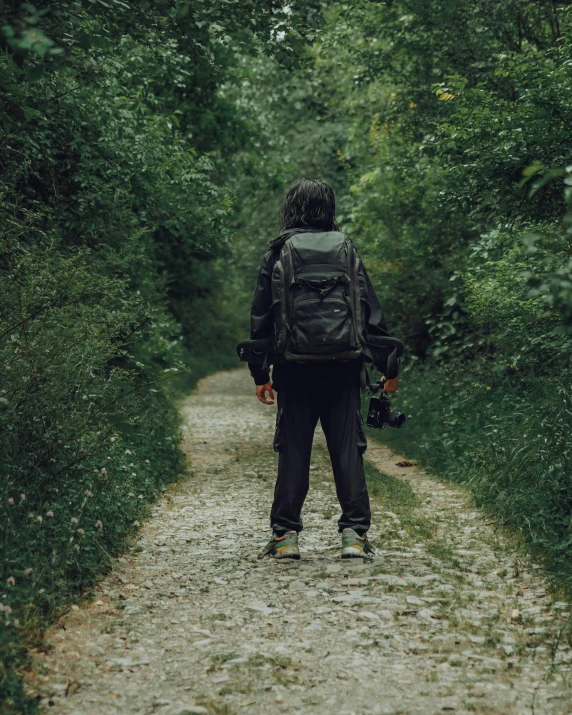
[[387, 410, 406, 429]]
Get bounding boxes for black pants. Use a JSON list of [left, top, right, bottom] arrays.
[[270, 377, 371, 535]]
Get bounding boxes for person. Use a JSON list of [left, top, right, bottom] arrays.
[[248, 178, 398, 560]]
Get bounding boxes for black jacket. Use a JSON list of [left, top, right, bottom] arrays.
[[249, 227, 390, 386]]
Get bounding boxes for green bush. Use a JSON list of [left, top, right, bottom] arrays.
[[0, 206, 186, 713], [377, 362, 572, 589]]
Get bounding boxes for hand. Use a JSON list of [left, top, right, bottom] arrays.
[[256, 381, 275, 405], [382, 377, 399, 394]]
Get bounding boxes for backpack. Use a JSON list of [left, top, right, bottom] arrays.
[[271, 231, 365, 361]]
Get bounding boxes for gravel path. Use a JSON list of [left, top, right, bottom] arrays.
[[32, 368, 572, 714]]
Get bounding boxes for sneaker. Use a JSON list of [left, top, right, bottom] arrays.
[[341, 528, 375, 558], [258, 531, 300, 560]]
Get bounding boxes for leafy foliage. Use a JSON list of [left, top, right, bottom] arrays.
[[0, 1, 322, 711]]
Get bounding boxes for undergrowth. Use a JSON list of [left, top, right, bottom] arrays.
[[364, 462, 434, 541], [375, 363, 572, 595]]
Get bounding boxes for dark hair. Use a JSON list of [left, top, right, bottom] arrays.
[[280, 178, 339, 231]]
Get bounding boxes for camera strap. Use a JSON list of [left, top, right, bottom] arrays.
[[361, 362, 384, 394]]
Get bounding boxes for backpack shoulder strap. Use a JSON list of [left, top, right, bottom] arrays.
[[272, 238, 295, 355], [345, 237, 364, 343]]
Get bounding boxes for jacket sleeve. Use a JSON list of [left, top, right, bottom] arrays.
[[360, 263, 388, 336], [249, 252, 274, 385], [360, 262, 401, 377]]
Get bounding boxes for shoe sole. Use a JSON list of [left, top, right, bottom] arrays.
[[274, 547, 300, 560], [341, 546, 365, 559], [275, 553, 301, 560]]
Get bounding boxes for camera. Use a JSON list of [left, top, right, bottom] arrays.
[[366, 395, 406, 430]]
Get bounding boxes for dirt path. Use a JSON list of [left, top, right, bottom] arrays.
[[32, 368, 572, 714]]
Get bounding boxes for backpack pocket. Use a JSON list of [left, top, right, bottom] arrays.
[[292, 297, 355, 354]]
